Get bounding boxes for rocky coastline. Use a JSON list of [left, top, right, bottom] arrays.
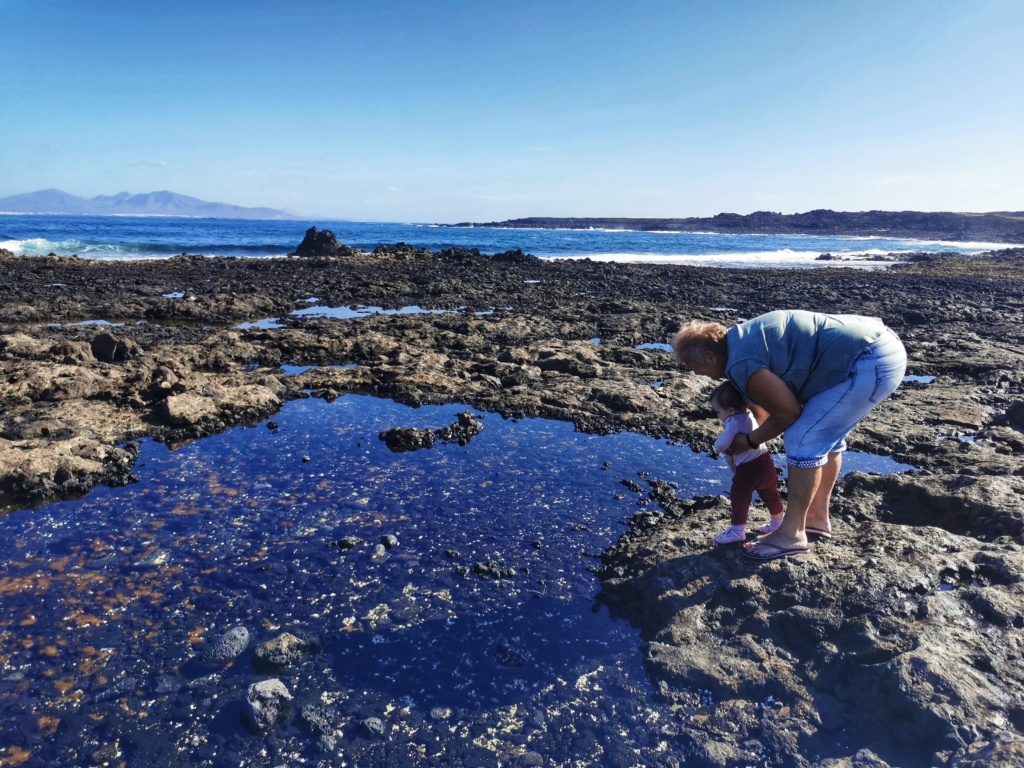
[[2, 233, 1023, 766], [450, 209, 1024, 244]]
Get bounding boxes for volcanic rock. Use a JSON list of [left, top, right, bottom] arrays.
[[245, 678, 292, 731], [291, 227, 360, 258], [201, 625, 250, 664]]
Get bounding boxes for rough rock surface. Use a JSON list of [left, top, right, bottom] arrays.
[[245, 678, 292, 731], [290, 226, 360, 258], [253, 632, 316, 671], [3, 243, 1024, 764], [201, 626, 250, 664]]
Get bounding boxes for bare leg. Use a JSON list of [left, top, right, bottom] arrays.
[[749, 464, 820, 552], [806, 452, 841, 533]]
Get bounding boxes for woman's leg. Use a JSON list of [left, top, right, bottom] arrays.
[[756, 465, 819, 551], [805, 451, 841, 532]]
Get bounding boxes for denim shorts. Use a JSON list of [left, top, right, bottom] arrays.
[[784, 329, 907, 469]]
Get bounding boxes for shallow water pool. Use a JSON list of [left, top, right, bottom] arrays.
[[0, 395, 915, 766], [0, 396, 732, 767]]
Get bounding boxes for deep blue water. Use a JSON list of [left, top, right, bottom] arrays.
[[0, 395, 912, 766], [0, 213, 1001, 268]]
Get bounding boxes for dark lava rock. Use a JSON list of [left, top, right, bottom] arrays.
[[495, 642, 527, 667], [201, 625, 250, 664], [472, 560, 516, 579], [434, 411, 484, 445], [291, 226, 360, 258], [301, 704, 338, 751], [253, 632, 316, 671], [245, 678, 292, 731], [380, 534, 399, 548], [369, 543, 388, 560], [379, 426, 435, 452], [102, 441, 141, 488], [361, 716, 387, 739], [91, 332, 140, 363], [621, 479, 644, 493], [330, 535, 361, 550]]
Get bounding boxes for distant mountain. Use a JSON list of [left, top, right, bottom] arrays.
[[0, 189, 301, 220], [449, 210, 1024, 244]]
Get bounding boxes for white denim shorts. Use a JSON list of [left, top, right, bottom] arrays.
[[784, 329, 907, 469]]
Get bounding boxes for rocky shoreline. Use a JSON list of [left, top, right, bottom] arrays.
[[2, 239, 1023, 766], [449, 210, 1024, 244]]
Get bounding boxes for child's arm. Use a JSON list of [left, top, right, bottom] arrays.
[[713, 419, 739, 453]]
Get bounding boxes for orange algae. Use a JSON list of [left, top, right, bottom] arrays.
[[37, 716, 60, 736], [0, 746, 32, 766]]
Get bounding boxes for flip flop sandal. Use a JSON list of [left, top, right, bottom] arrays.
[[805, 526, 833, 540], [742, 540, 810, 561]]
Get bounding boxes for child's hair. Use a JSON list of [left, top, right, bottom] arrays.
[[710, 381, 747, 413]]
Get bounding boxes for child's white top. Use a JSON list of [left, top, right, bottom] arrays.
[[713, 412, 767, 466]]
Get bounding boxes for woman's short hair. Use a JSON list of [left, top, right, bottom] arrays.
[[672, 320, 728, 367]]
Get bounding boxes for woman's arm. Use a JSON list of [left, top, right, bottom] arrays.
[[730, 368, 802, 453], [749, 404, 770, 425]]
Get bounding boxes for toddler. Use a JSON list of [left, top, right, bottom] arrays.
[[709, 381, 784, 544]]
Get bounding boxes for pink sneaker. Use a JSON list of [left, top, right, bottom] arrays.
[[714, 527, 747, 545]]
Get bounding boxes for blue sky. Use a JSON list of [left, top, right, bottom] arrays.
[[1, 0, 1021, 221]]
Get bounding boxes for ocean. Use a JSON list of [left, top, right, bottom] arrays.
[[0, 214, 1003, 268]]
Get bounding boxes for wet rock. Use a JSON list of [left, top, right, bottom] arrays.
[[330, 535, 361, 550], [434, 411, 484, 445], [90, 742, 122, 765], [253, 632, 316, 671], [245, 678, 292, 731], [133, 549, 171, 568], [495, 642, 527, 667], [301, 703, 338, 752], [369, 543, 389, 560], [380, 534, 399, 548], [621, 479, 643, 493], [361, 716, 387, 739], [379, 426, 435, 452], [473, 560, 516, 579], [102, 441, 141, 487], [201, 625, 250, 664]]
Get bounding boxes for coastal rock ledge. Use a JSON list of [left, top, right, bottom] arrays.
[[599, 487, 1024, 767]]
